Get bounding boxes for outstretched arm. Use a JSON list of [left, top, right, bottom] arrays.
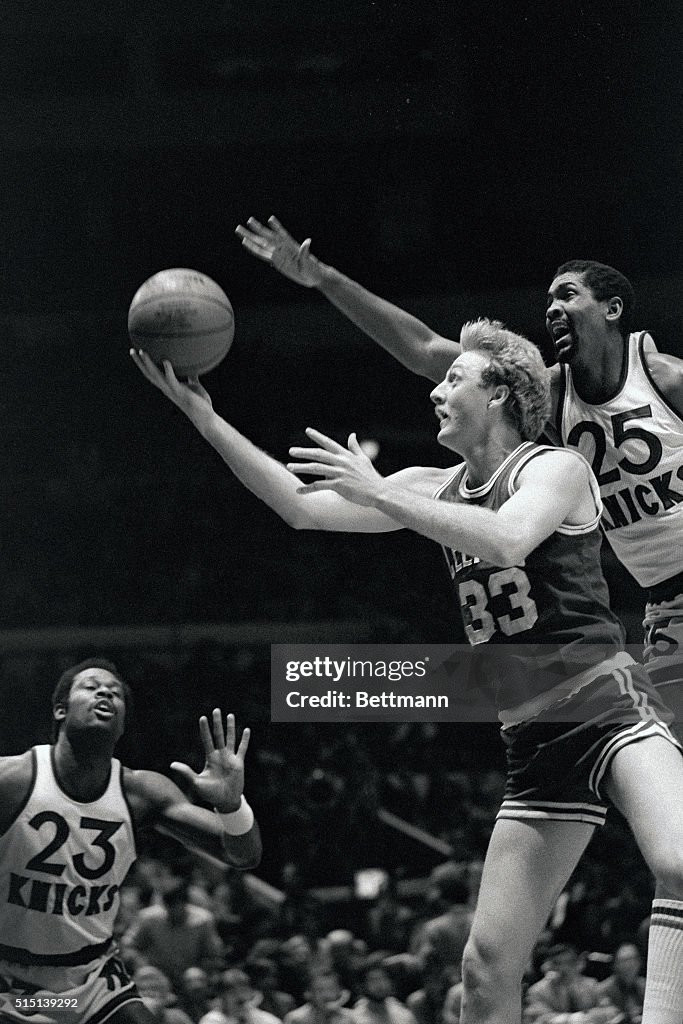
[[235, 216, 459, 382], [130, 349, 406, 533], [289, 432, 594, 566], [127, 711, 261, 870]]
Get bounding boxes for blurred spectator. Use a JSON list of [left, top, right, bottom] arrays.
[[441, 982, 462, 1024], [135, 966, 195, 1024], [596, 944, 645, 1024], [278, 935, 317, 1004], [524, 944, 619, 1024], [409, 862, 473, 976], [123, 870, 224, 987], [284, 970, 355, 1024], [352, 956, 417, 1024], [322, 931, 367, 1001], [406, 950, 456, 1024], [114, 883, 143, 943], [278, 863, 324, 942], [380, 956, 422, 1006], [200, 969, 282, 1024], [366, 878, 415, 953], [177, 967, 215, 1024], [214, 873, 280, 953], [245, 957, 297, 1020]]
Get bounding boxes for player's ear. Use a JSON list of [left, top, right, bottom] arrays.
[[488, 384, 509, 408], [606, 296, 623, 323], [53, 702, 67, 722]]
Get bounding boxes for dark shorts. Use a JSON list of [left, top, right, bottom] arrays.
[[497, 660, 681, 826], [643, 590, 683, 737]]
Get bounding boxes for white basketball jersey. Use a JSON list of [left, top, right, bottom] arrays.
[[0, 745, 136, 968], [557, 331, 683, 587]]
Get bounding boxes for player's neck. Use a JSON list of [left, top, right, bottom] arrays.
[[53, 733, 114, 801], [569, 331, 627, 404], [462, 428, 524, 488]]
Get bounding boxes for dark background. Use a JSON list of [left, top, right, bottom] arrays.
[[0, 0, 681, 887]]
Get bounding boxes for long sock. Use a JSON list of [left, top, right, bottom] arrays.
[[643, 899, 683, 1024]]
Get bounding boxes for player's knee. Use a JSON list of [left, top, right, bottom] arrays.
[[461, 934, 521, 1012]]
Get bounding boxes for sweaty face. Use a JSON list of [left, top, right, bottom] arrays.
[[545, 272, 613, 363], [430, 350, 495, 453], [57, 668, 126, 742]]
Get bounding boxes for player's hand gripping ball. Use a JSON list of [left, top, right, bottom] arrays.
[[128, 268, 234, 378]]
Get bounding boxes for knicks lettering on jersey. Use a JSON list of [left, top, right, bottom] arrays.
[[7, 872, 119, 917], [600, 463, 683, 531], [443, 547, 480, 578]]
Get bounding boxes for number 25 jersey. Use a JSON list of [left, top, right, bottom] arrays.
[[556, 331, 683, 587], [0, 745, 136, 968]]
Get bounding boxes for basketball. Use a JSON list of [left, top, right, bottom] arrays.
[[128, 268, 235, 378]]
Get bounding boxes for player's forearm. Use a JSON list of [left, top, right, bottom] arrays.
[[157, 804, 262, 869], [372, 482, 522, 565], [316, 264, 453, 382], [192, 410, 317, 528]]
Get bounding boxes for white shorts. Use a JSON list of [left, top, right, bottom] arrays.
[[0, 952, 141, 1024]]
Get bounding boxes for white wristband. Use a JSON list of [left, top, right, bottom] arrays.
[[214, 797, 254, 836]]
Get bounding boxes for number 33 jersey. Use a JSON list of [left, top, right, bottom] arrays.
[[0, 745, 136, 968], [436, 442, 625, 654], [557, 331, 683, 586]]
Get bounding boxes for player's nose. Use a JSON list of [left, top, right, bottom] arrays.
[[546, 298, 563, 321], [430, 381, 445, 404]]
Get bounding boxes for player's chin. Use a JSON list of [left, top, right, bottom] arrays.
[[553, 338, 577, 363]]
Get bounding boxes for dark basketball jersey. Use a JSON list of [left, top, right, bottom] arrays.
[[436, 442, 627, 713]]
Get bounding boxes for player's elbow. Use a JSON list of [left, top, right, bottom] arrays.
[[493, 535, 534, 568], [286, 507, 320, 531]]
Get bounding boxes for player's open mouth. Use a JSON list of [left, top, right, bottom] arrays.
[[94, 702, 115, 717], [549, 321, 571, 346]]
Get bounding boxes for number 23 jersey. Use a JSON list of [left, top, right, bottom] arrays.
[[436, 442, 625, 654], [0, 744, 136, 967], [556, 331, 683, 587]]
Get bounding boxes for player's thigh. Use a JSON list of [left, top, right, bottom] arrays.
[[605, 734, 683, 878], [466, 816, 594, 972]]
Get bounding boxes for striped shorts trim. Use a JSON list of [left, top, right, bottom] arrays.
[[497, 800, 607, 827], [589, 718, 681, 798], [496, 662, 681, 824]]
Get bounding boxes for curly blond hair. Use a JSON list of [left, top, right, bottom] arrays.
[[459, 318, 551, 441]]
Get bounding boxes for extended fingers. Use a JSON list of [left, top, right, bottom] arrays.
[[130, 349, 170, 390], [198, 714, 214, 753], [287, 461, 337, 477], [267, 215, 298, 244], [304, 427, 348, 452], [288, 445, 340, 465], [212, 707, 226, 749], [296, 479, 338, 493], [237, 725, 251, 759], [224, 711, 235, 750]]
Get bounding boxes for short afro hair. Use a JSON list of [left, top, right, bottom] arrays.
[[51, 657, 130, 739], [553, 260, 635, 339]]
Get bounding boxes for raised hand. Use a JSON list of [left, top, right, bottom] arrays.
[[235, 215, 323, 288], [171, 710, 250, 813], [288, 428, 383, 506], [130, 349, 214, 427]]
